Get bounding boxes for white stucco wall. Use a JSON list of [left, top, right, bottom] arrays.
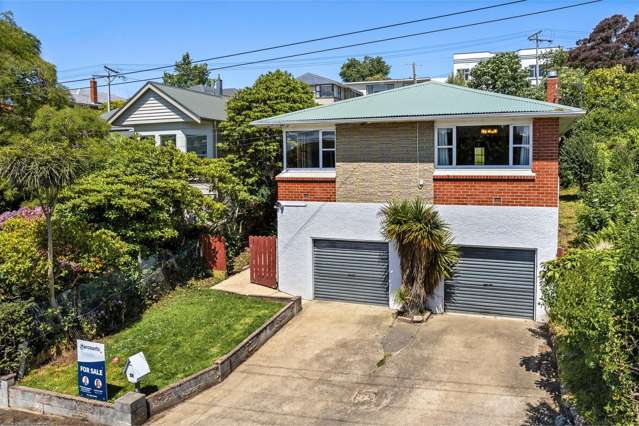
[[277, 202, 558, 320]]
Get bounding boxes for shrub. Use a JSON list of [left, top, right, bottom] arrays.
[[560, 133, 606, 190], [0, 300, 37, 375], [542, 225, 639, 422]]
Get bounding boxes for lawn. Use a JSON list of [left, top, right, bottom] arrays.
[[559, 187, 582, 248], [20, 288, 284, 401]]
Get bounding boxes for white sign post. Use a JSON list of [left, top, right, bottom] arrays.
[[123, 352, 151, 393]]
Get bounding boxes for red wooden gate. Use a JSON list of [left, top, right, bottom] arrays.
[[249, 236, 277, 288]]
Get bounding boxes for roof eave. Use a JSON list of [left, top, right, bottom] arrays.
[[252, 110, 586, 127]]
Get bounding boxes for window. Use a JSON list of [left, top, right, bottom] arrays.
[[366, 83, 394, 95], [160, 134, 176, 148], [461, 68, 471, 81], [319, 85, 334, 98], [528, 65, 537, 78], [436, 128, 453, 166], [285, 130, 336, 169], [435, 124, 531, 168], [186, 135, 208, 157]]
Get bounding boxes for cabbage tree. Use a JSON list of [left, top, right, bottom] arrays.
[[381, 199, 458, 316]]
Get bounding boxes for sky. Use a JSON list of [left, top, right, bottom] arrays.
[[2, 0, 637, 98]]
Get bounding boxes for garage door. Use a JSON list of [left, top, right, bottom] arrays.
[[445, 247, 536, 319], [313, 240, 389, 306]]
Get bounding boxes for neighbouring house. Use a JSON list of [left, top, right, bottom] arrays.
[[103, 81, 228, 158], [343, 76, 431, 95], [252, 76, 583, 320], [297, 73, 362, 105], [69, 79, 125, 109], [453, 47, 561, 85]]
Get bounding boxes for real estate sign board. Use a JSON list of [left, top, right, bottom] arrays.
[[77, 339, 108, 401]]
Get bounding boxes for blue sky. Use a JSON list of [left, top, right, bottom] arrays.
[[3, 0, 637, 98]]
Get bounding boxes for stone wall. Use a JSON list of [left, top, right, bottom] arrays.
[[335, 121, 434, 203]]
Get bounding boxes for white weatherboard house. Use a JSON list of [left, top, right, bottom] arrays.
[[104, 82, 227, 158], [253, 81, 584, 320]]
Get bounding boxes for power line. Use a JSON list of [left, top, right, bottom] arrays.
[[57, 0, 526, 85], [67, 0, 600, 92]]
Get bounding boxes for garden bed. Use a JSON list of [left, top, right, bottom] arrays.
[[19, 288, 285, 401]]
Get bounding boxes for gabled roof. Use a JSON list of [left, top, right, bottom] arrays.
[[252, 81, 584, 127], [107, 82, 227, 125]]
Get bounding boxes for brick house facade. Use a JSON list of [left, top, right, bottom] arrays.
[[256, 81, 583, 320]]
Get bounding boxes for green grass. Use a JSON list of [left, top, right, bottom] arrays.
[[20, 288, 284, 401], [559, 187, 582, 248]]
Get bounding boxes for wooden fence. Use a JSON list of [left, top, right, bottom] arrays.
[[249, 236, 277, 288]]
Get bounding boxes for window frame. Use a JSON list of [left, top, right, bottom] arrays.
[[283, 129, 336, 170], [185, 133, 209, 158], [434, 121, 533, 169]]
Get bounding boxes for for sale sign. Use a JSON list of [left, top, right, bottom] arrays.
[[77, 339, 108, 401]]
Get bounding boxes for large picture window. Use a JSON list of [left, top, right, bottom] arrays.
[[435, 124, 532, 168], [285, 130, 336, 169]]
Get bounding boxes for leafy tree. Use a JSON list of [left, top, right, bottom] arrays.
[[446, 70, 466, 86], [583, 65, 639, 111], [540, 48, 569, 70], [219, 70, 315, 233], [162, 52, 210, 88], [568, 14, 639, 71], [467, 52, 542, 99], [0, 106, 106, 307], [0, 140, 87, 307], [381, 199, 458, 316], [560, 132, 606, 191], [552, 66, 586, 108], [98, 98, 126, 112], [0, 12, 69, 140], [339, 56, 391, 82], [57, 136, 242, 255]]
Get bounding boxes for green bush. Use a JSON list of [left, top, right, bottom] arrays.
[[0, 300, 37, 375], [560, 132, 606, 190], [0, 217, 48, 302], [542, 228, 639, 423]]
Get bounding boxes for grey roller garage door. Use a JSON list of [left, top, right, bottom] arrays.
[[313, 240, 389, 306], [445, 247, 536, 319]]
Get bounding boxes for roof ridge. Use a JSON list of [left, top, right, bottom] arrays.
[[150, 81, 225, 99]]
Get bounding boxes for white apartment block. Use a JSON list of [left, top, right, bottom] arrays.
[[453, 47, 560, 86]]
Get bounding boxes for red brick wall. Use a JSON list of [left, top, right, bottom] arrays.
[[276, 177, 336, 202], [433, 118, 559, 207]]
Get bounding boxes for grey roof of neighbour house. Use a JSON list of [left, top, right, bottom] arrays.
[[252, 81, 585, 127], [297, 73, 353, 90], [188, 84, 239, 98], [106, 82, 228, 124], [100, 109, 118, 121]]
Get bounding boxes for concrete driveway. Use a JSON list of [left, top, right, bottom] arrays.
[[150, 301, 557, 425]]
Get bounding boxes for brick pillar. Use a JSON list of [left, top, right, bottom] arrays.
[[546, 76, 559, 104], [89, 79, 98, 105]]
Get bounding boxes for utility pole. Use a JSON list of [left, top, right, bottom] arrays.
[[527, 31, 553, 86], [412, 62, 417, 84], [94, 66, 124, 111]]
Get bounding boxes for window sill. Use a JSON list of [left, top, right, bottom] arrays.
[[275, 169, 336, 181], [433, 169, 535, 181]]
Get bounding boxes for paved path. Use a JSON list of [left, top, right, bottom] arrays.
[[213, 269, 291, 298], [150, 301, 558, 425]]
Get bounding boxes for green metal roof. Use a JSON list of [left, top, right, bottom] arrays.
[[252, 81, 584, 126], [150, 83, 227, 121]]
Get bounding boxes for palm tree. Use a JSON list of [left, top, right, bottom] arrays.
[[0, 139, 86, 307], [381, 199, 459, 316]]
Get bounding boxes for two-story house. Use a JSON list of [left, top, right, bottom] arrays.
[[343, 76, 431, 95], [253, 80, 583, 320]]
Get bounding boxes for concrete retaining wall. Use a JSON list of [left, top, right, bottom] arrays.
[[1, 296, 302, 425], [0, 373, 146, 426]]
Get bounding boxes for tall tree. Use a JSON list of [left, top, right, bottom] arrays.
[[219, 70, 315, 232], [162, 52, 210, 88], [0, 12, 69, 140], [339, 56, 391, 82], [568, 14, 639, 71], [0, 106, 107, 307], [467, 52, 542, 99]]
